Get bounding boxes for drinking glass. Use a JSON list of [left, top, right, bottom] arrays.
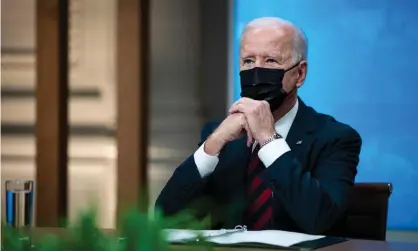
[[5, 180, 34, 228]]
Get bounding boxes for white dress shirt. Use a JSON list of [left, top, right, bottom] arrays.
[[194, 99, 299, 177]]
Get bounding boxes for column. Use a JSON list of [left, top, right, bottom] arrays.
[[35, 0, 69, 226], [116, 0, 150, 215]]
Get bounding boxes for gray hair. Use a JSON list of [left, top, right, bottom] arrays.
[[241, 17, 308, 64]]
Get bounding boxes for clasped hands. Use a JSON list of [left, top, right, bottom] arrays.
[[205, 98, 276, 156]]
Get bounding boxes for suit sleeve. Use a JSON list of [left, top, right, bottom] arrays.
[[154, 122, 218, 217], [259, 128, 362, 234]]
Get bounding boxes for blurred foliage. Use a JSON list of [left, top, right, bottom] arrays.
[[1, 206, 214, 251], [1, 222, 29, 251]]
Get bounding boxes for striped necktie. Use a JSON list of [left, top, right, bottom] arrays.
[[244, 144, 273, 230]]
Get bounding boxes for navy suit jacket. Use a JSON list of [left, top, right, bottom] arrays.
[[155, 98, 362, 234]]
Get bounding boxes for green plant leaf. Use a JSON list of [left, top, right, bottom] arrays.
[[4, 198, 216, 251], [1, 223, 29, 251], [36, 234, 61, 251]]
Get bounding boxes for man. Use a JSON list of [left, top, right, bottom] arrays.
[[156, 17, 362, 234]]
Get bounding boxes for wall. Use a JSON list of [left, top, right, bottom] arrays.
[[148, 0, 204, 203], [148, 0, 231, 203], [199, 0, 229, 120]]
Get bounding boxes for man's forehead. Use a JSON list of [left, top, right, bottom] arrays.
[[243, 26, 285, 40], [242, 26, 293, 44], [240, 27, 293, 57], [240, 45, 283, 58]]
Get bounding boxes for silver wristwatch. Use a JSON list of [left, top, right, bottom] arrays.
[[260, 133, 282, 148]]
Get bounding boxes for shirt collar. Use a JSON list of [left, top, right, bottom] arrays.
[[274, 99, 299, 139]]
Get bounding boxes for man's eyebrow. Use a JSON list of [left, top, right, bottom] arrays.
[[240, 52, 288, 62], [274, 51, 296, 63], [266, 52, 286, 63], [266, 52, 281, 57]]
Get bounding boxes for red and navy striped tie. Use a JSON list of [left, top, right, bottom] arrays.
[[244, 145, 273, 230]]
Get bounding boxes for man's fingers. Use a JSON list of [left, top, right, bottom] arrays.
[[243, 121, 253, 147], [229, 105, 237, 114], [236, 113, 253, 147], [240, 97, 253, 103], [229, 99, 242, 113], [229, 105, 238, 114], [229, 101, 243, 113], [229, 98, 255, 114], [246, 128, 253, 147], [229, 103, 247, 114], [231, 97, 250, 107]]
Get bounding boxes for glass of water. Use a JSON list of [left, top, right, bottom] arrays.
[[5, 180, 34, 228]]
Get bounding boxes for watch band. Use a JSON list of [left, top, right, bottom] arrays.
[[260, 133, 282, 148]]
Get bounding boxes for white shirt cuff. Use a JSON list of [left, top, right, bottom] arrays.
[[258, 138, 291, 167], [193, 142, 219, 177]]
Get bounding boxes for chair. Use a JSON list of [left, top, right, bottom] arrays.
[[341, 182, 393, 240]]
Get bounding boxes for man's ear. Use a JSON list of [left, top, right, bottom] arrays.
[[296, 61, 307, 88]]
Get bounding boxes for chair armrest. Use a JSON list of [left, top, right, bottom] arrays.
[[353, 183, 393, 196]]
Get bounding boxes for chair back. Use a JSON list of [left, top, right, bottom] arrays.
[[343, 182, 392, 240]]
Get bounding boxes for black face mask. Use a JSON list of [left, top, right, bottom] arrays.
[[240, 63, 299, 111]]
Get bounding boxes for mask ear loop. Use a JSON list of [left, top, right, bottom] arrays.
[[284, 60, 301, 72], [281, 60, 301, 96]]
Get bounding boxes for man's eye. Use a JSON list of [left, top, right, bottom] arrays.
[[243, 59, 254, 64], [266, 58, 278, 63]]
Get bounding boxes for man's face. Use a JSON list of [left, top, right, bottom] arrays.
[[240, 26, 305, 93]]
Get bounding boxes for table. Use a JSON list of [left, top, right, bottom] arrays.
[[194, 240, 418, 251], [317, 239, 418, 251], [6, 228, 418, 251], [172, 240, 418, 251]]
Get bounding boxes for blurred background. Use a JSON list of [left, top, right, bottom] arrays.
[[1, 0, 418, 243], [1, 0, 229, 228]]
